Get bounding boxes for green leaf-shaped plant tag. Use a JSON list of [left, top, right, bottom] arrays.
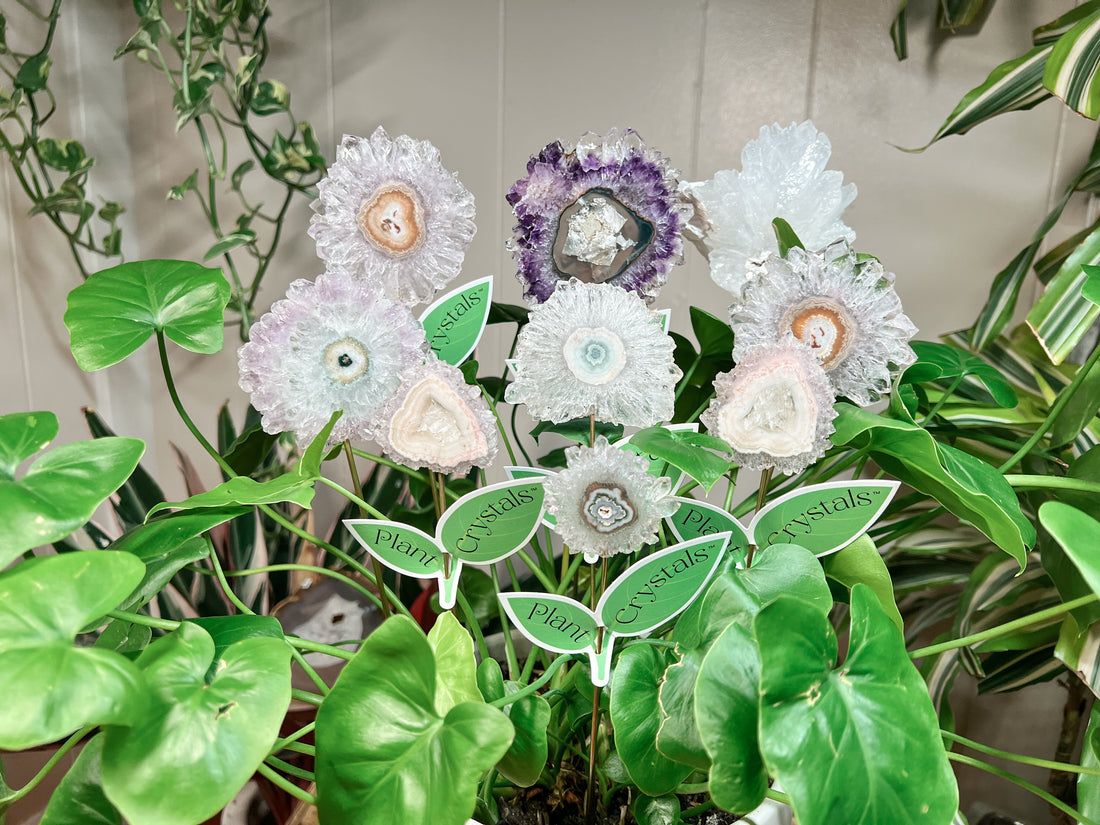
[[315, 615, 513, 825], [419, 276, 493, 366], [498, 593, 600, 657], [437, 478, 546, 565], [755, 585, 958, 825], [0, 552, 146, 749], [750, 480, 900, 557], [65, 259, 231, 371], [666, 497, 750, 563], [503, 465, 557, 527], [0, 424, 144, 569], [101, 622, 291, 825], [347, 520, 446, 578]]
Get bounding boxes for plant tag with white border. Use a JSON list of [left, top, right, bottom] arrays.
[[346, 477, 546, 610], [499, 533, 729, 687], [419, 276, 492, 366]]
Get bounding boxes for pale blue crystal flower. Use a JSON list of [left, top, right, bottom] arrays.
[[545, 436, 679, 558], [504, 279, 681, 427]]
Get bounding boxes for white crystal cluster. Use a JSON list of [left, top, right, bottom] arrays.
[[309, 127, 476, 306], [686, 121, 856, 301], [545, 437, 679, 558], [505, 280, 681, 427]]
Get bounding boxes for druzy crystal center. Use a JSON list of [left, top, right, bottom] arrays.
[[388, 376, 488, 466], [562, 327, 627, 385], [357, 183, 424, 257], [552, 189, 654, 283], [322, 337, 370, 385], [581, 482, 636, 533], [782, 298, 853, 370], [719, 370, 816, 457]]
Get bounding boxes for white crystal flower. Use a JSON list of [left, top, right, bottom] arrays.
[[685, 121, 856, 300], [238, 268, 429, 446], [374, 354, 499, 475], [545, 436, 679, 558], [702, 339, 836, 476], [504, 280, 681, 427], [308, 127, 476, 306], [731, 243, 917, 406]]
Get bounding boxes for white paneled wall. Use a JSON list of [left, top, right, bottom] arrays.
[[2, 1, 1093, 821]]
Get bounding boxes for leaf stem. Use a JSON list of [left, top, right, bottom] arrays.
[[909, 594, 1097, 659], [0, 726, 91, 805], [286, 636, 354, 662], [343, 440, 391, 618], [948, 752, 1097, 825], [1005, 474, 1100, 494], [107, 609, 179, 631], [943, 729, 1100, 776], [256, 761, 318, 807]]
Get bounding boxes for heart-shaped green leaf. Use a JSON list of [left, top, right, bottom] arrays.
[[821, 534, 903, 630], [610, 644, 691, 795], [427, 611, 483, 716], [0, 552, 146, 748], [655, 648, 709, 771], [832, 402, 1034, 567], [903, 341, 1017, 408], [0, 435, 144, 568], [40, 734, 122, 825], [756, 585, 957, 825], [101, 622, 291, 825], [1040, 501, 1100, 596], [0, 410, 57, 479], [315, 615, 514, 825], [694, 621, 765, 814], [65, 259, 231, 370], [628, 426, 731, 493], [633, 794, 682, 825], [474, 659, 551, 788]]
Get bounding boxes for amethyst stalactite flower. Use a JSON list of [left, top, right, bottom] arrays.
[[238, 268, 429, 446], [308, 127, 476, 306], [506, 129, 693, 305]]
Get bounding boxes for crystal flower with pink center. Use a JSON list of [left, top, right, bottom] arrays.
[[238, 268, 428, 446], [309, 127, 476, 306]]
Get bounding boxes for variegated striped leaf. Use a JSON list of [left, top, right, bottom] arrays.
[[1043, 8, 1100, 118], [1026, 225, 1100, 363], [1034, 1, 1100, 46], [977, 644, 1062, 694], [890, 0, 909, 61], [916, 44, 1051, 151], [1035, 221, 1100, 284], [1056, 613, 1100, 698], [937, 0, 988, 29]]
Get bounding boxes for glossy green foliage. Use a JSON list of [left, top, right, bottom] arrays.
[[476, 659, 551, 788], [0, 552, 145, 748], [40, 735, 121, 825]]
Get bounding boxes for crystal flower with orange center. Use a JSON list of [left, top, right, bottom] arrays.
[[374, 354, 498, 475], [309, 127, 476, 306], [504, 279, 681, 427], [545, 436, 679, 558], [685, 121, 856, 301], [702, 339, 836, 476], [238, 268, 428, 446], [731, 243, 917, 406]]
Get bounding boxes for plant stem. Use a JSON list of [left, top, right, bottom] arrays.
[[350, 447, 458, 497], [490, 654, 576, 708], [265, 754, 315, 782], [343, 441, 391, 619], [272, 721, 315, 753], [290, 688, 324, 707], [948, 752, 1097, 825], [482, 387, 520, 467], [943, 729, 1100, 776], [1005, 475, 1100, 494], [0, 726, 91, 805], [765, 788, 792, 805], [920, 373, 966, 425], [457, 590, 491, 662], [1000, 339, 1100, 472], [256, 762, 318, 807], [219, 563, 380, 607], [289, 646, 330, 696], [286, 636, 354, 661], [744, 467, 774, 568], [910, 594, 1098, 659], [491, 566, 520, 680], [585, 557, 609, 825]]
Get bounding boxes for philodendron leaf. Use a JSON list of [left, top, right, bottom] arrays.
[[628, 426, 731, 493], [633, 794, 682, 825], [756, 585, 958, 825], [0, 552, 146, 749], [0, 419, 144, 568], [315, 615, 514, 825], [904, 341, 1018, 408], [821, 534, 904, 630], [101, 622, 291, 825], [610, 645, 692, 796], [694, 621, 765, 814], [40, 734, 122, 825], [0, 410, 57, 479], [656, 648, 709, 771], [427, 611, 483, 716], [65, 259, 231, 370], [1040, 501, 1100, 596], [832, 402, 1035, 567], [474, 658, 551, 788], [1079, 702, 1100, 822]]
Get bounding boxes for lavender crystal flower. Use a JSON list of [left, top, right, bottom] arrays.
[[506, 129, 693, 305], [374, 354, 498, 475], [685, 121, 856, 301], [309, 127, 476, 306], [702, 339, 836, 476], [731, 243, 917, 406], [545, 436, 679, 558], [238, 268, 428, 445], [504, 280, 681, 427]]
